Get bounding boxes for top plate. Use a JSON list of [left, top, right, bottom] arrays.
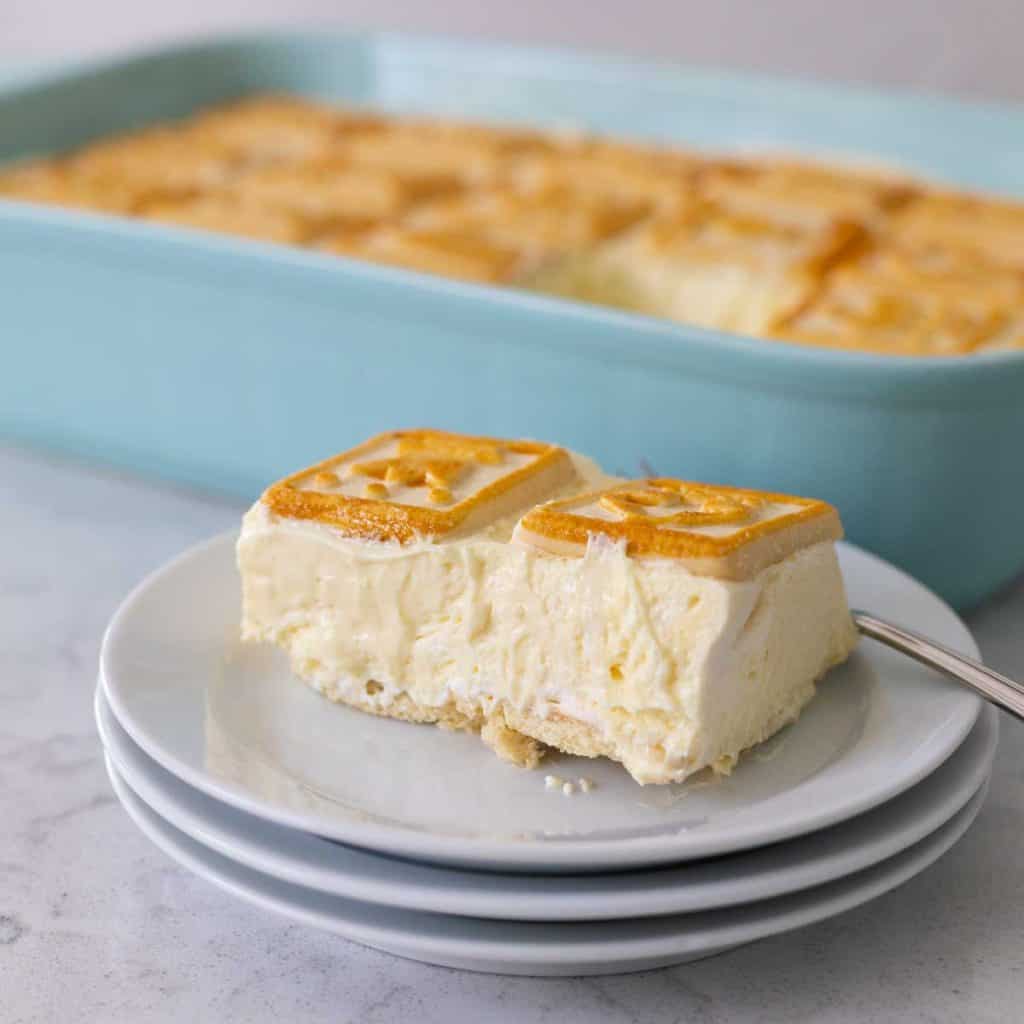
[[100, 531, 980, 872]]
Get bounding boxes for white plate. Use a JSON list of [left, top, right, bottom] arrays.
[[100, 532, 981, 872], [106, 756, 987, 976], [96, 684, 998, 921]]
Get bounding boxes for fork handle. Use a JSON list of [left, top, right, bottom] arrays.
[[853, 610, 1024, 722]]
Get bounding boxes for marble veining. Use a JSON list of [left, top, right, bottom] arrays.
[[1, 443, 1022, 1024]]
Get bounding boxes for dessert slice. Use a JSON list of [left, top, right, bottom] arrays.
[[237, 430, 857, 785]]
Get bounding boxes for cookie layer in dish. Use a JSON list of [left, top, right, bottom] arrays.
[[4, 94, 1023, 356], [237, 429, 857, 785]]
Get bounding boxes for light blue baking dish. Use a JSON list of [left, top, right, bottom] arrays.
[[2, 33, 1023, 609]]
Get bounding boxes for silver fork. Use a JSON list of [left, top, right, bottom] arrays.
[[854, 611, 1024, 721]]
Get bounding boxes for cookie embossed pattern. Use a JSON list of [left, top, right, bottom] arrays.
[[262, 429, 575, 542], [514, 478, 841, 578]]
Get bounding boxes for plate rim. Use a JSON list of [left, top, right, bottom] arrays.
[[104, 753, 988, 975], [96, 683, 998, 920], [99, 530, 982, 871]]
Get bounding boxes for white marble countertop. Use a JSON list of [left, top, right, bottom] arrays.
[[3, 444, 1022, 1023]]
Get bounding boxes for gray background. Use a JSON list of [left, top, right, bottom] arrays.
[[2, 0, 1023, 103]]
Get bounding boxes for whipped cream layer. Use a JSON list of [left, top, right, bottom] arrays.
[[238, 489, 856, 785]]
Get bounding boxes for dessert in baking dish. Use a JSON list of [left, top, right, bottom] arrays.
[[3, 95, 1021, 356], [237, 429, 857, 785]]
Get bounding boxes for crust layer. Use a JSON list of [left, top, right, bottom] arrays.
[[303, 664, 839, 785]]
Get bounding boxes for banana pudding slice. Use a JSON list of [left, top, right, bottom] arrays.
[[238, 430, 856, 785]]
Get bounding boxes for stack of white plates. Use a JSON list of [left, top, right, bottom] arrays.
[[97, 534, 997, 976]]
